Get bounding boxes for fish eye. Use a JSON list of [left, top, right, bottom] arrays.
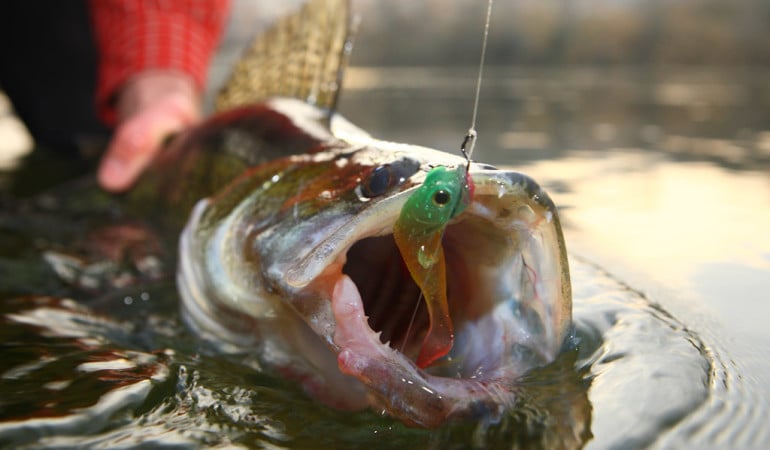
[[361, 165, 392, 198], [433, 189, 451, 206], [359, 158, 421, 199]]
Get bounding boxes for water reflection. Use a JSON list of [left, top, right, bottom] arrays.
[[521, 153, 770, 321], [341, 66, 770, 171]]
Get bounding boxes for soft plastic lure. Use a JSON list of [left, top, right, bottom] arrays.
[[393, 165, 473, 368]]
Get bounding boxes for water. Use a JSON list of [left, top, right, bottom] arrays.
[[524, 155, 770, 448], [1, 67, 770, 448]]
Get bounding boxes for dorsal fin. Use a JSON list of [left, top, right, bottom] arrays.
[[216, 0, 354, 117]]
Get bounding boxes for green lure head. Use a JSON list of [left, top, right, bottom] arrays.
[[400, 165, 473, 232]]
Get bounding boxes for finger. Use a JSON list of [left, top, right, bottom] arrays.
[[98, 96, 197, 192], [98, 110, 174, 191]]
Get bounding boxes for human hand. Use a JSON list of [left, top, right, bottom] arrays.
[[97, 71, 201, 192]]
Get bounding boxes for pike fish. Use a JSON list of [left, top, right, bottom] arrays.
[[149, 0, 571, 427]]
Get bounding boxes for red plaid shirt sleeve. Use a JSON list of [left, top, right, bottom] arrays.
[[89, 0, 230, 125]]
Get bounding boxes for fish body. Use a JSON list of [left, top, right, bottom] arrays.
[[164, 0, 571, 427]]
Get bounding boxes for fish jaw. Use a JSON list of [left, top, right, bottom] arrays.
[[332, 273, 515, 427]]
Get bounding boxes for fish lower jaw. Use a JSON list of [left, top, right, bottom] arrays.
[[330, 273, 515, 428]]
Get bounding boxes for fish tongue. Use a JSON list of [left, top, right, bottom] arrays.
[[393, 229, 454, 369]]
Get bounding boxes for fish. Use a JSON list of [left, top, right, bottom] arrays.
[[139, 0, 572, 428]]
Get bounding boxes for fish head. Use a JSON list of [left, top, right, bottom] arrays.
[[178, 99, 571, 427]]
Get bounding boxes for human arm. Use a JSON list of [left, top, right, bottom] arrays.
[[89, 0, 230, 192]]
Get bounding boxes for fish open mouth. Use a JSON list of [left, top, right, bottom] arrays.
[[320, 198, 555, 426], [329, 168, 570, 372], [318, 173, 571, 426], [339, 218, 505, 378]]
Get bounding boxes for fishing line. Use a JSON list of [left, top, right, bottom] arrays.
[[460, 0, 494, 165], [401, 1, 495, 361], [400, 291, 423, 355]]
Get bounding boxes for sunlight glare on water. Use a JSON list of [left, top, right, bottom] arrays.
[[522, 152, 770, 448]]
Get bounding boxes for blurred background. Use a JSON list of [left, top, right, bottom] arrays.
[[2, 0, 770, 170], [222, 0, 770, 66], [352, 0, 770, 67], [210, 0, 770, 170]]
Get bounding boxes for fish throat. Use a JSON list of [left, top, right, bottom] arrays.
[[343, 212, 498, 376]]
